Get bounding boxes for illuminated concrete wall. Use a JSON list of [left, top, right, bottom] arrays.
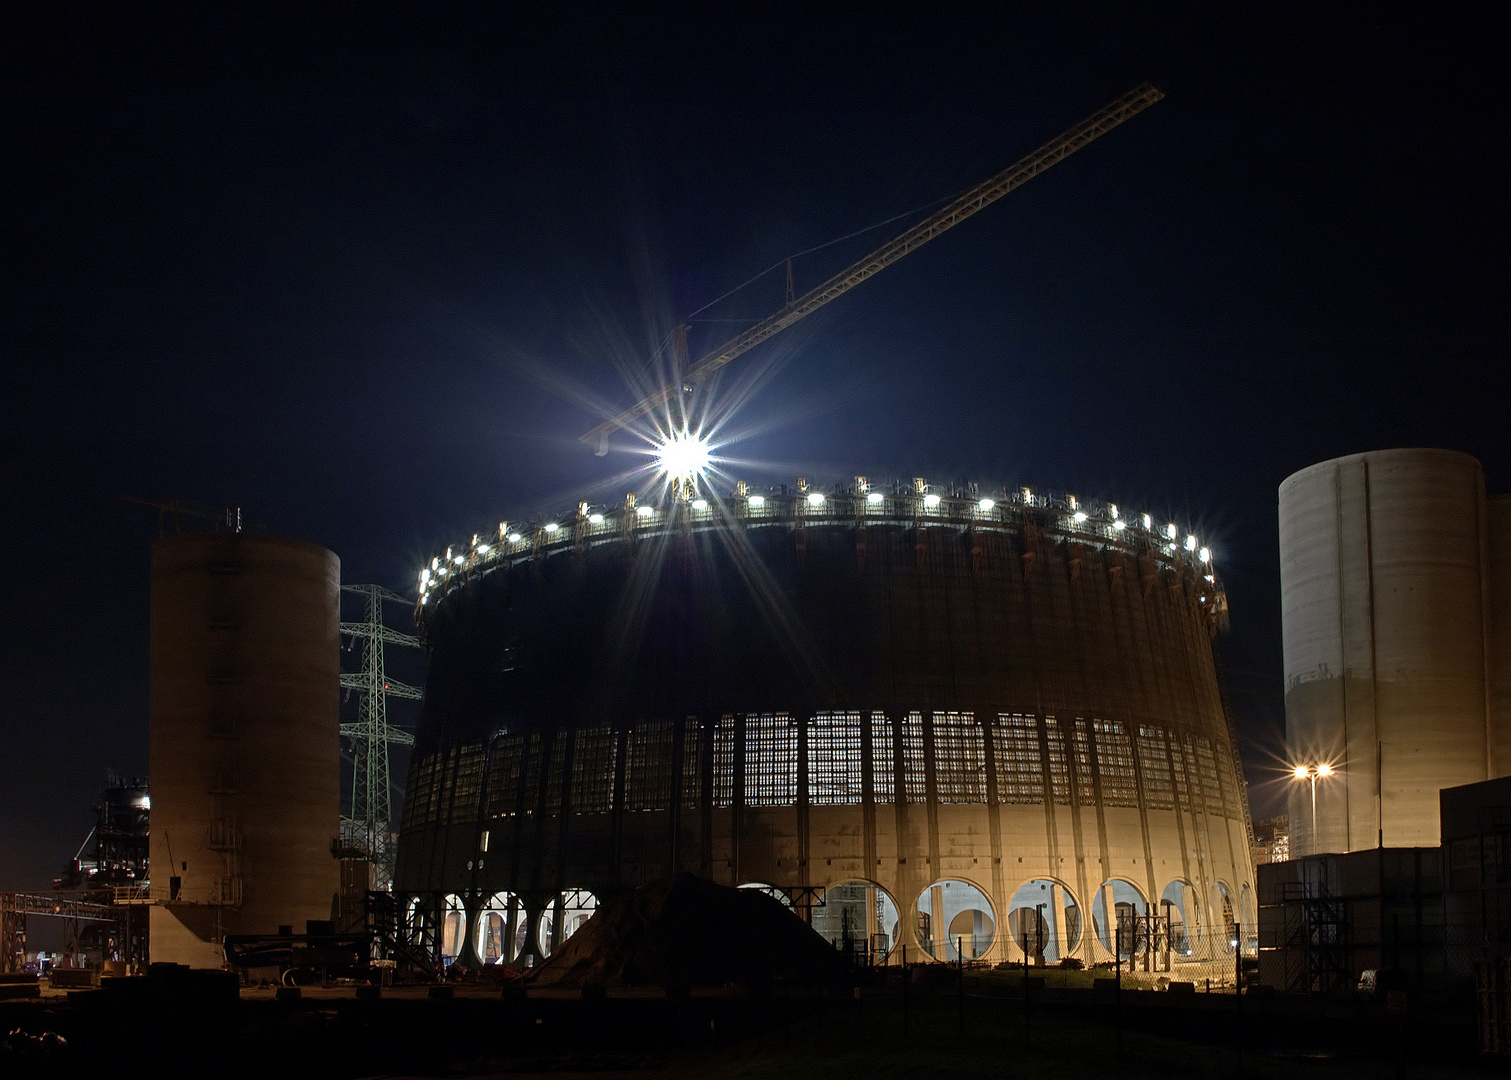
[[149, 532, 340, 966], [397, 487, 1254, 967], [1280, 449, 1507, 855]]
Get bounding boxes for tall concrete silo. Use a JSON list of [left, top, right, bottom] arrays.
[[1280, 449, 1492, 855], [1490, 495, 1511, 779], [149, 531, 340, 967]]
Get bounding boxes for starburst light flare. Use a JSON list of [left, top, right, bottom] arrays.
[[656, 432, 711, 482]]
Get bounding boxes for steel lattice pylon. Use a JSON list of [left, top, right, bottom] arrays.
[[340, 584, 422, 891]]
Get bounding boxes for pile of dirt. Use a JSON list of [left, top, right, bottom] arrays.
[[527, 873, 848, 989]]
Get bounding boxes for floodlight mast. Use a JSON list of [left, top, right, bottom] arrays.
[[581, 82, 1164, 452]]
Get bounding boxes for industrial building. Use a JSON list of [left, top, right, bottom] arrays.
[[396, 478, 1255, 973], [1280, 449, 1511, 855], [148, 531, 342, 967]]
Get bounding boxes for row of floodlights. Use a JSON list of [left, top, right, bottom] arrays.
[[417, 484, 1212, 602]]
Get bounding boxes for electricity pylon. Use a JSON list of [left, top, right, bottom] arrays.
[[339, 584, 422, 890]]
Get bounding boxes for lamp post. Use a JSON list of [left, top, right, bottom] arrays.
[[1292, 763, 1335, 854]]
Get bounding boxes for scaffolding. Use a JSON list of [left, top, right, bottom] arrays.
[[340, 585, 422, 892]]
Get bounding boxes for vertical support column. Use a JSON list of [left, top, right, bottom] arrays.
[[1049, 882, 1071, 963], [797, 714, 811, 890], [1101, 881, 1118, 962], [930, 882, 946, 962]]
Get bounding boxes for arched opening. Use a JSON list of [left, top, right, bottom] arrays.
[[474, 891, 523, 965], [1213, 881, 1237, 954], [1092, 879, 1148, 960], [1005, 879, 1081, 964], [537, 889, 597, 958], [1239, 882, 1256, 954], [738, 882, 794, 909], [1160, 880, 1199, 957], [440, 893, 467, 966], [404, 895, 432, 948], [812, 880, 900, 961], [914, 879, 996, 962]]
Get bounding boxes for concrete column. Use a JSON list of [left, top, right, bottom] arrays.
[[1049, 883, 1071, 963], [1101, 881, 1117, 959], [930, 883, 946, 960]]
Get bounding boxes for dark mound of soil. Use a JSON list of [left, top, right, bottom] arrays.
[[527, 873, 848, 989]]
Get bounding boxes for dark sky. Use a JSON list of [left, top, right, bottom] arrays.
[[2, 6, 1506, 889]]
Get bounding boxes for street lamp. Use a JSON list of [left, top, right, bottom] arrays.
[[1291, 763, 1335, 854]]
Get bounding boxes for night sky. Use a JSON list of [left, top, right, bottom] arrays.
[[3, 7, 1505, 890]]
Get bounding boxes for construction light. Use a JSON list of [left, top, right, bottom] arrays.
[[692, 498, 709, 511], [636, 505, 655, 518], [1073, 511, 1088, 523], [807, 492, 825, 507], [748, 495, 766, 508], [507, 532, 522, 543], [656, 433, 710, 480], [1109, 503, 1119, 520], [1113, 520, 1126, 531], [475, 543, 490, 555], [1142, 513, 1152, 530], [924, 493, 941, 508], [588, 513, 604, 525], [978, 498, 995, 512], [1166, 523, 1177, 540], [1199, 547, 1211, 563], [1185, 534, 1197, 552], [867, 492, 884, 505], [544, 523, 559, 533]]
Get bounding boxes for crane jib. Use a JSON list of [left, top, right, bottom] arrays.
[[581, 83, 1163, 444]]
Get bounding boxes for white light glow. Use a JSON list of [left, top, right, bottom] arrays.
[[1293, 765, 1309, 780], [1073, 511, 1088, 523], [924, 493, 941, 508], [636, 505, 655, 518], [1317, 763, 1335, 778], [453, 555, 465, 565], [1166, 523, 1177, 540], [807, 492, 825, 507], [656, 433, 710, 480], [1109, 503, 1119, 520], [1199, 546, 1211, 563], [1184, 534, 1196, 551], [1114, 520, 1126, 531], [588, 513, 604, 525], [507, 532, 522, 543], [748, 495, 766, 507], [691, 498, 708, 511], [1142, 513, 1152, 530], [475, 544, 490, 555], [978, 498, 995, 511], [867, 492, 884, 505], [544, 523, 559, 533]]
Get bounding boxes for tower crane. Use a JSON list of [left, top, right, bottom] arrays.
[[580, 82, 1163, 453]]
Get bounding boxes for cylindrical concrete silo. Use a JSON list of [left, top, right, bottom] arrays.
[[1280, 449, 1491, 855], [1489, 495, 1511, 778], [149, 531, 340, 967]]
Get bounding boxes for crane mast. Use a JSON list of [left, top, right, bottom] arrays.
[[581, 82, 1164, 450]]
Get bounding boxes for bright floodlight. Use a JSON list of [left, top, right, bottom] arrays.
[[979, 498, 995, 511], [691, 498, 708, 511], [1293, 765, 1309, 780], [1317, 763, 1334, 777], [657, 433, 710, 479], [924, 493, 941, 508], [867, 492, 884, 505], [807, 492, 825, 507], [588, 513, 604, 525], [1073, 511, 1088, 523], [748, 495, 766, 507]]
